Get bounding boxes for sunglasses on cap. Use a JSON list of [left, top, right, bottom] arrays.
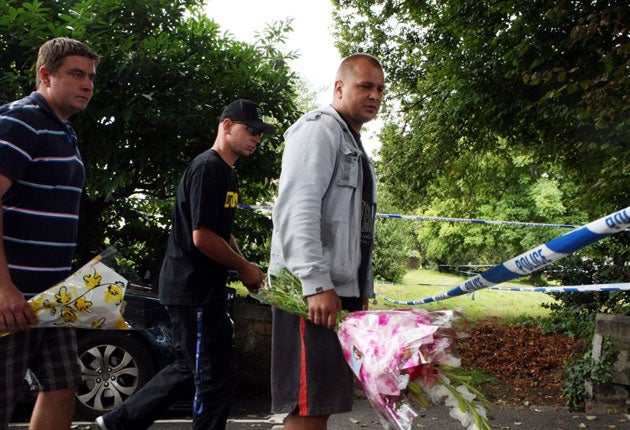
[[233, 121, 264, 137]]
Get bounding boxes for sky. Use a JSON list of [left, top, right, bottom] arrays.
[[203, 0, 382, 156]]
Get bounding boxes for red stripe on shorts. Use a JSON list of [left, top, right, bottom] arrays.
[[298, 316, 309, 415]]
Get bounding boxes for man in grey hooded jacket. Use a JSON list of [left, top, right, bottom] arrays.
[[269, 53, 384, 430]]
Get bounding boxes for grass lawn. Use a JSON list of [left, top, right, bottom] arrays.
[[372, 268, 555, 322], [235, 268, 556, 323]]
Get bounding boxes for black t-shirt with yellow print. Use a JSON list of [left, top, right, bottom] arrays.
[[159, 149, 238, 307]]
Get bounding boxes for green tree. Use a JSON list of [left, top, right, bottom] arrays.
[[0, 0, 302, 280], [414, 140, 586, 268], [332, 0, 628, 215], [332, 0, 628, 313], [332, 0, 627, 256], [370, 189, 422, 281]]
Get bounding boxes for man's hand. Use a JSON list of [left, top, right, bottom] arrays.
[[238, 262, 265, 293], [307, 289, 342, 330], [0, 282, 37, 332]]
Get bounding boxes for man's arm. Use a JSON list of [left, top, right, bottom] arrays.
[[272, 116, 339, 295], [192, 227, 263, 292], [228, 235, 241, 254], [0, 173, 37, 332], [273, 115, 343, 328]]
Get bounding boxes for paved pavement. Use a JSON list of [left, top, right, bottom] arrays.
[[10, 394, 630, 430], [226, 396, 629, 430]]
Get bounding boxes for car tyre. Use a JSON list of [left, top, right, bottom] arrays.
[[75, 331, 156, 420]]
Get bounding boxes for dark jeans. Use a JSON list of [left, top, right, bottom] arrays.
[[102, 304, 236, 430]]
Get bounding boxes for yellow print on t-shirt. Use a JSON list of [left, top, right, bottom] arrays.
[[224, 191, 238, 208]]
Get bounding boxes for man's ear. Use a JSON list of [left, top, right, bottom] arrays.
[[38, 66, 51, 87], [221, 118, 233, 135], [333, 79, 344, 99]]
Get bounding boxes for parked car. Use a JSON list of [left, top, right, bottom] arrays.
[[73, 285, 178, 419], [14, 284, 271, 421], [19, 285, 222, 420]]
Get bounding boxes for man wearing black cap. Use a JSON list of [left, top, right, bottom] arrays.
[[96, 99, 275, 430]]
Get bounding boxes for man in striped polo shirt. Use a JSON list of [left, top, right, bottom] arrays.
[[0, 37, 99, 429]]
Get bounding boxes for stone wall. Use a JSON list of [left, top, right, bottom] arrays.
[[585, 313, 630, 413], [231, 298, 273, 395]]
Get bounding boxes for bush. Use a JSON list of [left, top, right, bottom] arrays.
[[542, 236, 629, 316], [562, 345, 613, 411], [372, 218, 417, 283]]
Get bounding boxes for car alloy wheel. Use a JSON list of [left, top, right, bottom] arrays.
[[75, 331, 155, 419]]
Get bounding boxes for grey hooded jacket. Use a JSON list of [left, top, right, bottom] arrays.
[[269, 105, 376, 298]]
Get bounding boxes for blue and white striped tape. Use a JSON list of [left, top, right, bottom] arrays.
[[238, 204, 578, 229], [489, 283, 630, 293], [374, 213, 577, 229], [379, 206, 630, 305], [375, 282, 630, 293], [375, 281, 453, 287], [374, 283, 630, 305]]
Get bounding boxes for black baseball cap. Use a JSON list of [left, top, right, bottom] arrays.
[[219, 99, 276, 135]]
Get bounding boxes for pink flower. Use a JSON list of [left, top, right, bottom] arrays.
[[338, 309, 490, 430]]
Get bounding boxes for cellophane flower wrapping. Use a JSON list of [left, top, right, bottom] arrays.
[[1, 247, 131, 337], [338, 309, 490, 430], [251, 267, 491, 430]]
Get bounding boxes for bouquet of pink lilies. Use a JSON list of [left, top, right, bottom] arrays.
[[339, 308, 490, 430], [251, 268, 491, 430]]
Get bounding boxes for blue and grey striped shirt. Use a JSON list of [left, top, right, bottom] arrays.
[[0, 92, 85, 293]]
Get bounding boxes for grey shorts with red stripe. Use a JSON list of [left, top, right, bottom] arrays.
[[270, 307, 355, 416]]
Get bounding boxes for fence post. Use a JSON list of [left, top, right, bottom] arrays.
[[585, 313, 630, 413]]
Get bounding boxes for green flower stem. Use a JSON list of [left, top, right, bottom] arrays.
[[407, 381, 431, 408], [439, 366, 492, 409], [435, 374, 492, 430], [250, 268, 347, 329]]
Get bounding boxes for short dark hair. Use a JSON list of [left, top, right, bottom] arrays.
[[35, 37, 100, 87]]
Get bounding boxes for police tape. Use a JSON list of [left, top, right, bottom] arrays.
[[489, 283, 630, 293], [374, 281, 630, 293], [375, 280, 453, 287], [238, 204, 578, 228], [374, 283, 630, 305], [375, 213, 577, 229], [376, 206, 630, 305]]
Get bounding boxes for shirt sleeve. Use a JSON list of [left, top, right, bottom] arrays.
[[272, 115, 339, 295], [0, 111, 38, 181], [188, 159, 222, 231]]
